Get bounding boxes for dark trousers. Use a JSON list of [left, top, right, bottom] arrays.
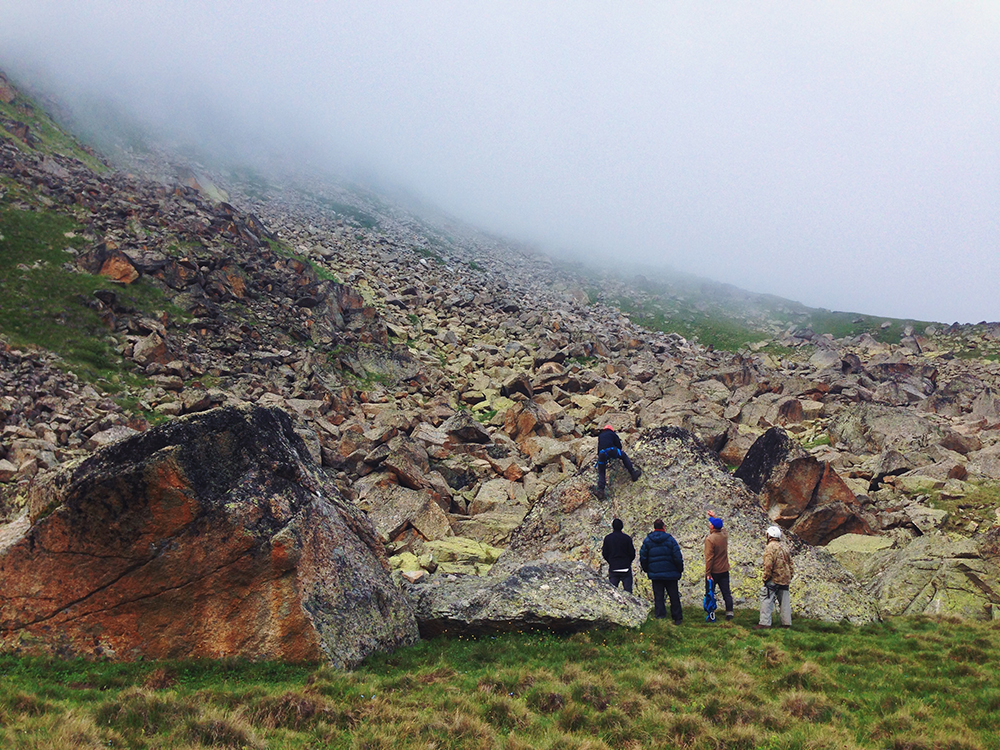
[[609, 570, 633, 593], [596, 451, 637, 493], [710, 571, 734, 612], [651, 579, 682, 622]]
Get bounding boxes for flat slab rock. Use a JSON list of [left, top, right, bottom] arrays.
[[865, 535, 1000, 620], [404, 561, 651, 637]]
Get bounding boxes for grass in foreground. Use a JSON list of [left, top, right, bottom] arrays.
[[0, 611, 998, 749]]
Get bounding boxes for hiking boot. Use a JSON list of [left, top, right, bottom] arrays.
[[725, 612, 734, 621], [753, 624, 769, 630], [630, 467, 642, 481], [591, 485, 605, 500], [672, 619, 682, 626]]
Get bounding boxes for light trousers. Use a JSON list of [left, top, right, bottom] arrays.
[[759, 584, 791, 627]]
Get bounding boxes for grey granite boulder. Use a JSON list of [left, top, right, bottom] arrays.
[[828, 402, 944, 456], [863, 535, 1000, 620], [404, 561, 651, 636]]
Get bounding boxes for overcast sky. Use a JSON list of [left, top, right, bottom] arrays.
[[3, 2, 999, 323]]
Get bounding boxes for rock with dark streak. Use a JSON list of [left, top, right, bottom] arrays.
[[736, 427, 874, 546], [0, 405, 418, 666]]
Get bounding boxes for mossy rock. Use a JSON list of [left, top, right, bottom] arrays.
[[404, 561, 650, 636], [424, 537, 503, 565], [864, 535, 1000, 620], [389, 551, 423, 572], [895, 475, 945, 495], [496, 426, 880, 624]]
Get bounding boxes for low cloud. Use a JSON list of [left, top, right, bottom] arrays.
[[3, 1, 998, 322]]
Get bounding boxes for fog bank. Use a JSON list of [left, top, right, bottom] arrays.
[[3, 1, 998, 322]]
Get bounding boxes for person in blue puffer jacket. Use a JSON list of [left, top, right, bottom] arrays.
[[639, 519, 685, 624]]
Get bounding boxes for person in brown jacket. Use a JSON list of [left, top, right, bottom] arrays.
[[756, 525, 794, 629], [704, 512, 734, 620]]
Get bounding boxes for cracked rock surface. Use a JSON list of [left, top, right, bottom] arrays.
[[405, 561, 650, 636], [0, 405, 418, 665]]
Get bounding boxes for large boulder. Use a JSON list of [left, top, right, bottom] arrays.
[[0, 406, 418, 666], [502, 400, 553, 442], [809, 348, 843, 371], [824, 533, 896, 579], [451, 478, 531, 546], [439, 411, 492, 444], [495, 427, 879, 624], [520, 435, 577, 468], [828, 402, 944, 456], [862, 535, 1000, 620], [638, 397, 729, 451], [423, 537, 504, 576], [735, 427, 874, 545], [971, 388, 1000, 420], [404, 561, 650, 636], [966, 443, 1000, 481], [383, 435, 431, 490]]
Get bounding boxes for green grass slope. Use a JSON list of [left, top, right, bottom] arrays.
[[0, 206, 173, 386], [582, 267, 936, 353], [0, 92, 106, 172], [0, 613, 997, 749]]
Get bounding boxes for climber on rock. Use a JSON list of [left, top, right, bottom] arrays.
[[593, 425, 641, 500]]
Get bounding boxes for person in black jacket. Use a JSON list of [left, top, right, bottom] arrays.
[[639, 519, 685, 623], [602, 518, 636, 592], [594, 425, 641, 500]]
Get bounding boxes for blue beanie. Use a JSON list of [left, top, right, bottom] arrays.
[[710, 517, 723, 529]]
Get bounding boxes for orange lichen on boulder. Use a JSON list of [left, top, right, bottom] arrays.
[[0, 406, 418, 666]]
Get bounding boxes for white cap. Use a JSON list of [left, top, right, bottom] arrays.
[[766, 525, 783, 539]]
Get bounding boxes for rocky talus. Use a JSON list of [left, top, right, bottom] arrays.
[[1, 70, 1000, 637]]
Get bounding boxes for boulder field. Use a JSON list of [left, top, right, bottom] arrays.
[[490, 426, 880, 624], [0, 406, 418, 666], [1, 69, 999, 645]]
